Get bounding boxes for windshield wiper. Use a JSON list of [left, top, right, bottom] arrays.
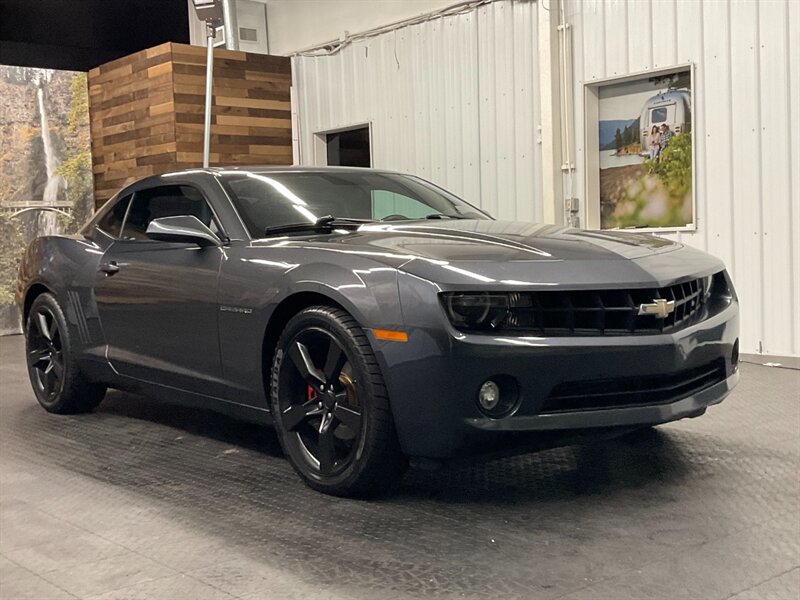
[[263, 215, 373, 236], [425, 213, 468, 220]]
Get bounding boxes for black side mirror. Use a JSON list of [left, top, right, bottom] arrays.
[[145, 216, 221, 247]]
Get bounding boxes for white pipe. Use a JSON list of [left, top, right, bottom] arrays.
[[565, 21, 574, 201], [262, 1, 270, 54], [538, 0, 563, 225], [221, 0, 239, 50], [557, 0, 576, 225]]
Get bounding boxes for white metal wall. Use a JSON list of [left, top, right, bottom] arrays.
[[292, 0, 799, 357], [567, 0, 800, 356], [292, 0, 544, 222]]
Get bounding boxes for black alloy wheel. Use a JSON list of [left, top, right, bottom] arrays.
[[282, 328, 362, 476], [27, 305, 65, 402], [271, 306, 406, 496], [25, 293, 106, 414]]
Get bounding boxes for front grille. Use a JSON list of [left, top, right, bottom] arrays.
[[541, 359, 727, 413], [500, 275, 720, 336]]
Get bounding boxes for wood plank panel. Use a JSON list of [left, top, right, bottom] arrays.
[[88, 42, 291, 207]]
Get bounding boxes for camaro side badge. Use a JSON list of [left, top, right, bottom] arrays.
[[638, 298, 676, 318], [220, 306, 253, 315]]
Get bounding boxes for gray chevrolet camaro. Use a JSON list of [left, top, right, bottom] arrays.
[[17, 166, 740, 496]]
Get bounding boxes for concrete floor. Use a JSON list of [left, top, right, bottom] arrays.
[[1, 334, 798, 600]]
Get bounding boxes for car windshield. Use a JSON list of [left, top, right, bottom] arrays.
[[219, 171, 489, 237]]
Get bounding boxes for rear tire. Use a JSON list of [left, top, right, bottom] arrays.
[[270, 306, 406, 496], [25, 293, 106, 414]]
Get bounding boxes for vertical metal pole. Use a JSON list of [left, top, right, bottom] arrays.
[[203, 24, 216, 168], [537, 0, 564, 225], [221, 0, 239, 51]]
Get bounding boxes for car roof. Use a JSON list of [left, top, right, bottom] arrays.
[[109, 166, 405, 197], [213, 165, 392, 173], [154, 166, 402, 178]]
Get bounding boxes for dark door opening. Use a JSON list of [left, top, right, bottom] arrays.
[[325, 126, 371, 167]]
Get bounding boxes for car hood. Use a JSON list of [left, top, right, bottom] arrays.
[[346, 220, 722, 288], [348, 220, 680, 262], [252, 220, 721, 288]]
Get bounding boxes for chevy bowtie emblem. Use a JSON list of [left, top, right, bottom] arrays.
[[638, 298, 675, 318]]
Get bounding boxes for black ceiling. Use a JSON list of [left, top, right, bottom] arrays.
[[0, 0, 190, 71]]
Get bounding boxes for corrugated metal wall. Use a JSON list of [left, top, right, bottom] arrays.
[[567, 0, 799, 356], [292, 0, 544, 222]]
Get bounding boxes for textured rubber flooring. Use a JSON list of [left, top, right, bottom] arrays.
[[1, 334, 798, 599]]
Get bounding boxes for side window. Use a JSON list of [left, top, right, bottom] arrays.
[[371, 190, 434, 220], [95, 194, 131, 238], [120, 185, 220, 241]]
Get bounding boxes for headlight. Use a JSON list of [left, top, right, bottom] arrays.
[[442, 292, 509, 330]]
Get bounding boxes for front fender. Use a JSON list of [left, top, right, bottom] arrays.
[[217, 245, 405, 406], [283, 261, 404, 330]]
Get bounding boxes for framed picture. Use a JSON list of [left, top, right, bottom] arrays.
[[584, 64, 696, 231]]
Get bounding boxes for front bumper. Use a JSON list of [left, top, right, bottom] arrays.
[[466, 370, 738, 432], [377, 278, 739, 460]]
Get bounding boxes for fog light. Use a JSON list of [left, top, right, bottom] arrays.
[[478, 380, 501, 411], [732, 339, 739, 370]]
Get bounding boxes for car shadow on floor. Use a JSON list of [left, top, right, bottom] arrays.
[[13, 387, 695, 507], [96, 389, 286, 458], [399, 427, 692, 503]]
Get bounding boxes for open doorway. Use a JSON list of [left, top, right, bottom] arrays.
[[317, 125, 371, 167]]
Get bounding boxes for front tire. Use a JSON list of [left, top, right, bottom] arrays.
[[25, 293, 106, 414], [270, 306, 406, 496]]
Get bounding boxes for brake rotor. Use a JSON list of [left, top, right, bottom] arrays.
[[338, 367, 358, 408]]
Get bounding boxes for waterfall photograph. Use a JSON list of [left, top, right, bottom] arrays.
[[0, 66, 94, 334]]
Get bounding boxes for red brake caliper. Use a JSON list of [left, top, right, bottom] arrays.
[[307, 385, 317, 403]]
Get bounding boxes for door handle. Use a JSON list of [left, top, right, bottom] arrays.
[[99, 261, 120, 275]]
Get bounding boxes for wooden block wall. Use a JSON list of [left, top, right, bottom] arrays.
[[88, 42, 292, 207], [170, 44, 293, 170], [88, 43, 177, 206]]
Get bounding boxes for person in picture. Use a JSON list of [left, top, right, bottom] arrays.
[[659, 123, 674, 158], [649, 125, 661, 160]]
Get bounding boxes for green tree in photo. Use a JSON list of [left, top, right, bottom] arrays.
[[0, 215, 25, 305], [647, 132, 692, 200], [605, 131, 693, 228], [622, 123, 633, 145], [56, 73, 93, 231]]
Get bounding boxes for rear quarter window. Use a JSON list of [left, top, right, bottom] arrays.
[[120, 185, 220, 241]]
